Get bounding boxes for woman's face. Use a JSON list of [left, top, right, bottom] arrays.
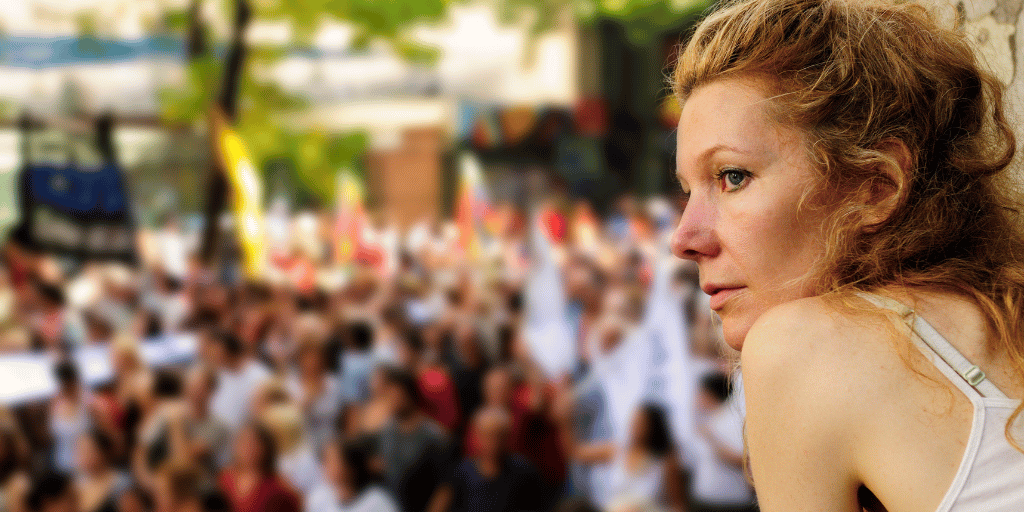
[[234, 427, 263, 470], [673, 77, 827, 350]]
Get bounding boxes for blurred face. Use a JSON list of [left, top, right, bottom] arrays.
[[454, 325, 481, 362], [298, 349, 323, 377], [239, 311, 264, 349], [566, 265, 590, 300], [602, 288, 627, 321], [184, 370, 211, 409], [196, 330, 216, 365], [673, 77, 827, 350], [475, 412, 510, 460], [382, 381, 412, 413], [483, 370, 512, 407], [135, 373, 157, 412], [233, 427, 264, 470], [112, 349, 137, 378]]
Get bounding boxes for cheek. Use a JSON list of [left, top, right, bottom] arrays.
[[723, 189, 821, 289]]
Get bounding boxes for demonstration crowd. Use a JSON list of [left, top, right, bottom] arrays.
[[0, 194, 756, 512]]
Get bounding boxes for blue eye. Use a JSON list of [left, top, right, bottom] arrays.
[[716, 168, 749, 192]]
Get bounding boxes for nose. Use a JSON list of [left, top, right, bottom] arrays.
[[671, 194, 718, 261]]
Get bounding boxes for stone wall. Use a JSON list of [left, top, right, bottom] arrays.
[[931, 0, 1023, 165]]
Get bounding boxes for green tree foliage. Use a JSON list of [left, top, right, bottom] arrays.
[[501, 0, 713, 45], [156, 0, 710, 203]]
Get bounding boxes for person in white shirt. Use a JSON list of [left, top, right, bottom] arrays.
[[691, 372, 756, 512], [262, 404, 322, 496], [208, 330, 271, 432], [286, 342, 344, 455], [305, 439, 400, 512]]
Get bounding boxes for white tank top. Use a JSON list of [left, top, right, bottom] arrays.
[[861, 293, 1024, 511]]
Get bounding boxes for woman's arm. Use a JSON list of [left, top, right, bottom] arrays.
[[740, 301, 864, 512]]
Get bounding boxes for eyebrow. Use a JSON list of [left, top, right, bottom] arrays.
[[695, 143, 749, 161], [676, 143, 750, 183]]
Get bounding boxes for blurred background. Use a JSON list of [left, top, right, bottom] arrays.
[[0, 0, 1018, 512], [0, 0, 715, 226]]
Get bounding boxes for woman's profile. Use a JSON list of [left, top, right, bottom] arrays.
[[670, 0, 1024, 510]]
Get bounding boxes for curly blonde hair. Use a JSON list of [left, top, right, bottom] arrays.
[[673, 0, 1023, 446]]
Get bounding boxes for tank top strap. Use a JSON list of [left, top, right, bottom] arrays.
[[856, 292, 1009, 400]]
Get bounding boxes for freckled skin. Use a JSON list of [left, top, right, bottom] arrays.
[[671, 77, 828, 350]]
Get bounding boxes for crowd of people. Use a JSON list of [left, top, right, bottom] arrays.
[[0, 193, 756, 512]]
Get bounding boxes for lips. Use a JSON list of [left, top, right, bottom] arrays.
[[703, 285, 745, 311]]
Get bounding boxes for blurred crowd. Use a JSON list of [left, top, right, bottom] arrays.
[[0, 192, 755, 512]]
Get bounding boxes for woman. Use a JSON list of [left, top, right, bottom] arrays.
[[130, 371, 184, 491], [218, 422, 300, 512], [671, 1, 1024, 510], [348, 366, 394, 441], [261, 405, 321, 496], [555, 400, 685, 511], [305, 439, 399, 512], [49, 362, 93, 473], [285, 341, 344, 455], [75, 430, 129, 512], [691, 373, 755, 512]]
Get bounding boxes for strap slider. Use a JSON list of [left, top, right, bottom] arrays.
[[896, 305, 915, 320], [964, 366, 986, 387]]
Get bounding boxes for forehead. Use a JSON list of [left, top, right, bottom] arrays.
[[676, 77, 785, 170]]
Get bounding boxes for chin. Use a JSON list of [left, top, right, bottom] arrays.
[[718, 306, 758, 352], [721, 320, 748, 351]]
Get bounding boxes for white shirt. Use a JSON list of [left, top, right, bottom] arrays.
[[286, 374, 344, 452], [157, 228, 188, 279], [691, 402, 754, 505], [304, 485, 400, 512], [278, 443, 321, 495], [602, 451, 667, 509], [210, 360, 271, 431]]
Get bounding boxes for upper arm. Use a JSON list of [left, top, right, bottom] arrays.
[[740, 301, 864, 512]]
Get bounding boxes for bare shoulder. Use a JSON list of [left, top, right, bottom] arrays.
[[739, 294, 910, 510], [742, 294, 901, 384]]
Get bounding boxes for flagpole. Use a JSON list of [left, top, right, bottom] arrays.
[[198, 0, 251, 268]]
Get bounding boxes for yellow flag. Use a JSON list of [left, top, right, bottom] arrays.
[[334, 168, 365, 266], [211, 109, 266, 280]]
